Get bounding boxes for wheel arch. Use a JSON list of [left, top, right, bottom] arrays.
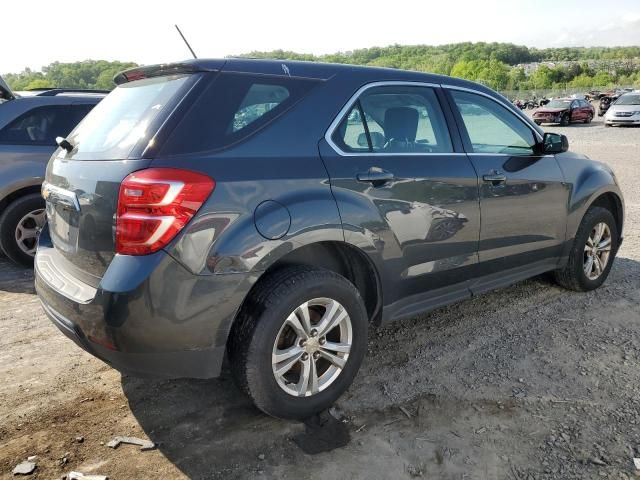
[[588, 191, 624, 239], [255, 241, 382, 325], [223, 240, 384, 353], [562, 183, 624, 263], [0, 184, 42, 215]]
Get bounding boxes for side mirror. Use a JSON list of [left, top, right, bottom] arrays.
[[542, 132, 569, 154]]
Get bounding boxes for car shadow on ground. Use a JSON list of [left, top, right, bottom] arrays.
[[0, 257, 35, 294], [121, 256, 640, 478], [120, 370, 301, 478]]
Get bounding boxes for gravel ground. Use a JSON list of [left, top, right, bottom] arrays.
[[0, 112, 639, 480]]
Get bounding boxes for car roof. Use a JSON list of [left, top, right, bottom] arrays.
[[118, 57, 505, 98]]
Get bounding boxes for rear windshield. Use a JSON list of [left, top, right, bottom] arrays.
[[65, 74, 194, 160], [159, 72, 320, 155]]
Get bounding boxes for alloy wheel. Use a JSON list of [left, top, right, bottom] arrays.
[[584, 222, 612, 280], [272, 297, 352, 397], [14, 209, 45, 257]]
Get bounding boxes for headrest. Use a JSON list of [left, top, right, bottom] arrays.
[[384, 107, 419, 142]]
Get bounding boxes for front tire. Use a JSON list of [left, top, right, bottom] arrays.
[[0, 194, 46, 267], [228, 266, 368, 419], [560, 113, 570, 126], [585, 113, 593, 124], [554, 206, 618, 292]]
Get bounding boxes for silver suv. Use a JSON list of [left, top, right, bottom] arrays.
[[0, 77, 105, 265]]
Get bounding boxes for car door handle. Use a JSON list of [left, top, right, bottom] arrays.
[[356, 167, 394, 185], [482, 172, 507, 185]]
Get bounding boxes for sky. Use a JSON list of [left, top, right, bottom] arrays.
[[2, 0, 640, 74]]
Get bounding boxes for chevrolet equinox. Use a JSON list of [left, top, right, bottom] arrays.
[[35, 59, 624, 419]]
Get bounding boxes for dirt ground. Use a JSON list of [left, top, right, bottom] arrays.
[[1, 113, 639, 480]]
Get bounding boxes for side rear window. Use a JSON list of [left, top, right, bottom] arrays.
[[160, 72, 319, 155], [0, 105, 77, 146]]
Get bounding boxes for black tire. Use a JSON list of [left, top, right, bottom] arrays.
[[560, 113, 570, 126], [534, 120, 542, 126], [605, 123, 611, 127], [228, 266, 368, 419], [0, 194, 45, 267], [585, 113, 593, 124], [554, 206, 618, 292]]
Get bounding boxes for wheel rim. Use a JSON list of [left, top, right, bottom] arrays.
[[584, 222, 612, 280], [272, 297, 352, 397], [14, 208, 46, 257]]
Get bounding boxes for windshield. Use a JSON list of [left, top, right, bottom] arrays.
[[65, 74, 193, 160], [547, 99, 572, 109], [614, 94, 640, 106]]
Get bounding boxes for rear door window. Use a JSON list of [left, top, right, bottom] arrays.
[[332, 85, 453, 154], [0, 105, 75, 146], [160, 72, 319, 155]]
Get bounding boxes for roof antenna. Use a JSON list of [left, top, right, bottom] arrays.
[[174, 24, 198, 59]]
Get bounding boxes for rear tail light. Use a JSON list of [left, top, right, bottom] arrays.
[[116, 168, 215, 255]]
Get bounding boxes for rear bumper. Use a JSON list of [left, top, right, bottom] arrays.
[[38, 296, 226, 378], [35, 231, 255, 379]]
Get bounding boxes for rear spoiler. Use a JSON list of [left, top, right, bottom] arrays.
[[0, 75, 15, 101], [114, 59, 226, 85]]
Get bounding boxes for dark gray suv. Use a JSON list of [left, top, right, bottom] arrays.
[[35, 59, 624, 419], [0, 79, 104, 265]]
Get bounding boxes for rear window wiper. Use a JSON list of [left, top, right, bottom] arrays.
[[56, 136, 74, 152]]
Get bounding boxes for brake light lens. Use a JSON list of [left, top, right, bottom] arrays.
[[116, 168, 215, 255]]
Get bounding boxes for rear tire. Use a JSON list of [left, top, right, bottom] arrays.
[[0, 194, 45, 267], [534, 120, 542, 126], [554, 206, 618, 292], [228, 266, 368, 419]]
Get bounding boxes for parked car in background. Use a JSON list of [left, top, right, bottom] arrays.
[[0, 78, 105, 266], [36, 59, 624, 419], [533, 97, 594, 126], [604, 92, 640, 127]]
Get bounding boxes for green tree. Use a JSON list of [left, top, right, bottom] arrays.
[[4, 60, 137, 91]]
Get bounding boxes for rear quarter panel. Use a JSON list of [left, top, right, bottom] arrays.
[[158, 151, 344, 275]]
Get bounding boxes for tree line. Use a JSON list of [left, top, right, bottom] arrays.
[[3, 43, 640, 93], [242, 43, 640, 91], [3, 60, 137, 91]]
